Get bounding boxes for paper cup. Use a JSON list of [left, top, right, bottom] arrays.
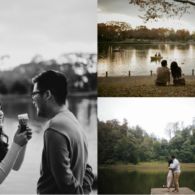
[[18, 113, 29, 132]]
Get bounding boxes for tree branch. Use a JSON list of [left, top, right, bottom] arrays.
[[174, 0, 195, 6]]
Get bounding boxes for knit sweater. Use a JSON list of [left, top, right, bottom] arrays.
[[37, 106, 88, 194]]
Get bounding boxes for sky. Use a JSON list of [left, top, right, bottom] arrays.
[[98, 0, 195, 32], [98, 98, 195, 140], [0, 0, 96, 70]]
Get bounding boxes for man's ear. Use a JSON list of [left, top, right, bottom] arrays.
[[44, 90, 52, 101]]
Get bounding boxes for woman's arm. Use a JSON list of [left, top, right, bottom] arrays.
[[13, 126, 32, 170], [0, 142, 22, 184], [12, 145, 26, 170], [0, 126, 32, 184]]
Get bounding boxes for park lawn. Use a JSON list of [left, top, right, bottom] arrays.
[[99, 162, 195, 173], [98, 76, 195, 97]]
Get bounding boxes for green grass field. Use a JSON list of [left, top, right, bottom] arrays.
[[100, 162, 195, 173]]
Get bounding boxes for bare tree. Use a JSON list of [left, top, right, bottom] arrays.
[[129, 0, 195, 22], [165, 123, 174, 140], [165, 122, 180, 140]]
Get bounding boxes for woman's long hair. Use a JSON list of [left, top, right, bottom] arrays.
[[170, 61, 182, 79], [0, 104, 9, 162], [168, 159, 173, 166]]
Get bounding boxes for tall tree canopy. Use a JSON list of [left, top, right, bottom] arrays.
[[99, 119, 195, 165]]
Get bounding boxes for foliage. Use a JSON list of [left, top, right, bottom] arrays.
[[0, 53, 96, 95], [129, 0, 195, 22], [98, 22, 194, 42], [0, 80, 8, 94], [10, 80, 30, 94], [99, 119, 195, 164]]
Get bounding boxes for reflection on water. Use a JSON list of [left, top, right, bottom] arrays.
[[0, 96, 97, 194], [99, 168, 195, 194], [98, 43, 195, 76]]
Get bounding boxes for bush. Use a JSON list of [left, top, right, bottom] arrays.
[[10, 80, 29, 94], [0, 80, 8, 94]]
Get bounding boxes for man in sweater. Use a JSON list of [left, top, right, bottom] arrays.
[[155, 60, 170, 86], [32, 70, 94, 194], [171, 155, 181, 192]]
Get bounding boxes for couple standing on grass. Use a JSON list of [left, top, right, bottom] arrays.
[[155, 60, 185, 86], [0, 70, 94, 194], [164, 155, 181, 193]]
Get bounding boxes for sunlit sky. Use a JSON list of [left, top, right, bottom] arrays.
[[0, 0, 96, 70], [98, 98, 195, 140], [98, 0, 195, 32]]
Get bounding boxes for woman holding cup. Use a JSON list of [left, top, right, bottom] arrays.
[[0, 110, 32, 184]]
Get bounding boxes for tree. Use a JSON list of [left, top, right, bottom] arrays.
[[0, 80, 8, 94], [10, 80, 29, 94], [31, 54, 43, 63], [129, 0, 195, 22], [99, 118, 195, 165], [165, 122, 180, 140], [176, 29, 190, 41]]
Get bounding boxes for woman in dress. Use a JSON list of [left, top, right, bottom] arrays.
[[0, 106, 32, 184], [166, 159, 174, 192]]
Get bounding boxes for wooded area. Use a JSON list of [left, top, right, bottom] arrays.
[[98, 22, 195, 42], [0, 53, 96, 95], [99, 119, 195, 164]]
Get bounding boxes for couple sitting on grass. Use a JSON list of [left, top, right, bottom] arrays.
[[155, 60, 185, 86]]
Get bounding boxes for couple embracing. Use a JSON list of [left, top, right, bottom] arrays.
[[165, 155, 181, 193], [0, 70, 94, 194], [155, 60, 185, 86]]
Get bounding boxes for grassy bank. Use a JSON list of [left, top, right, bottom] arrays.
[[100, 162, 195, 173], [98, 75, 195, 97]]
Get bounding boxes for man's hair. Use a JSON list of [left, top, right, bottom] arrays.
[[161, 60, 167, 67], [32, 70, 68, 105], [171, 155, 175, 159]]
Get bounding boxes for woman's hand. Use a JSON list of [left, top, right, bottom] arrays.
[[26, 126, 32, 140], [13, 126, 32, 146]]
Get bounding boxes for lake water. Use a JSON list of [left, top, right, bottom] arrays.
[[0, 95, 97, 194], [99, 168, 195, 194], [98, 43, 195, 76]]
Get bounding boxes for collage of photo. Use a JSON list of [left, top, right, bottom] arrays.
[[0, 0, 195, 194], [98, 0, 195, 194]]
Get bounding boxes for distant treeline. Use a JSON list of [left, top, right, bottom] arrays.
[[99, 119, 195, 165], [0, 53, 96, 95], [98, 21, 195, 42]]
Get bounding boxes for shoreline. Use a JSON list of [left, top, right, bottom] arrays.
[[98, 75, 195, 97], [99, 40, 195, 45]]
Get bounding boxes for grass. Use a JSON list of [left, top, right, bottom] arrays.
[[98, 75, 195, 97], [99, 162, 195, 173]]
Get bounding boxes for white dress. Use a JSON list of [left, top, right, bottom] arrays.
[[167, 169, 173, 187]]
